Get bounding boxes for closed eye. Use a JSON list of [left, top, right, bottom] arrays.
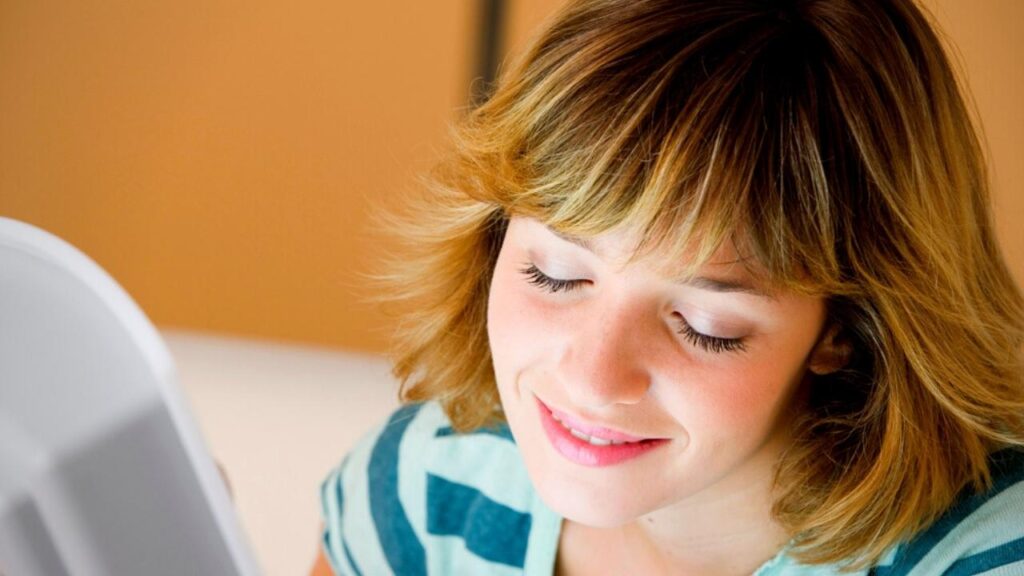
[[673, 314, 747, 354], [519, 263, 587, 293], [520, 263, 747, 354]]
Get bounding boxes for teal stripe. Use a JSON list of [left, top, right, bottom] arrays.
[[871, 449, 1024, 576], [333, 465, 363, 576], [320, 461, 364, 576], [426, 473, 532, 568], [435, 424, 516, 443], [320, 530, 363, 576], [368, 403, 427, 576], [319, 475, 340, 570], [341, 539, 363, 576], [944, 537, 1024, 575]]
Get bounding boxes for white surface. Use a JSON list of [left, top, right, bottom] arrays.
[[0, 217, 258, 576], [163, 329, 401, 576]]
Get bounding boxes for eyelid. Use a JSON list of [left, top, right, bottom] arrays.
[[519, 263, 588, 293], [672, 313, 748, 354], [520, 260, 748, 355]]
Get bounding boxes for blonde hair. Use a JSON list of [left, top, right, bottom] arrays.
[[379, 0, 1024, 567]]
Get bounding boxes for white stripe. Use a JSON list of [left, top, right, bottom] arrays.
[[907, 479, 1024, 576], [395, 403, 445, 575], [319, 467, 345, 574], [432, 534, 527, 576], [408, 402, 546, 574], [749, 549, 861, 576], [425, 431, 534, 513], [337, 422, 393, 575], [523, 493, 562, 576]]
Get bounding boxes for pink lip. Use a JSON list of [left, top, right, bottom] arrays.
[[547, 406, 648, 443], [536, 397, 669, 467]]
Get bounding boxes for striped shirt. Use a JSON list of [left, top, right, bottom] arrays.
[[320, 402, 1024, 575]]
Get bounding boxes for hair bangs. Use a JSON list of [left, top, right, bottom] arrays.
[[495, 13, 850, 297]]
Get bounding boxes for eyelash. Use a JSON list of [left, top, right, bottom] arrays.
[[519, 263, 587, 293], [518, 263, 747, 354], [673, 315, 747, 354]]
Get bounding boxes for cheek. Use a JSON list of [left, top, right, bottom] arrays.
[[487, 261, 545, 386], [661, 355, 806, 444]]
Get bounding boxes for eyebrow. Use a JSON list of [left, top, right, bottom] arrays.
[[681, 275, 773, 298], [551, 229, 594, 250], [550, 228, 773, 298]]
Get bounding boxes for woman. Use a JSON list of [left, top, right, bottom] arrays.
[[313, 0, 1024, 573]]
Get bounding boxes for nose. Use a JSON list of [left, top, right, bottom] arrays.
[[556, 300, 654, 408]]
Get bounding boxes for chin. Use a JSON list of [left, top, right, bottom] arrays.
[[528, 465, 657, 528]]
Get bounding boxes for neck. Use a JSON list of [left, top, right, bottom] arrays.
[[624, 469, 790, 575]]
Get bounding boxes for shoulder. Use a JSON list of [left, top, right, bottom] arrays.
[[761, 449, 1024, 576], [318, 402, 561, 576], [869, 448, 1024, 576]]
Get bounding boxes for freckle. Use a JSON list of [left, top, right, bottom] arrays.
[[647, 518, 655, 524]]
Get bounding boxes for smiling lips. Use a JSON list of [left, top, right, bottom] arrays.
[[536, 397, 670, 467], [547, 405, 648, 444]]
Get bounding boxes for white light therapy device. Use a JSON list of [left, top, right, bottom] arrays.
[[0, 217, 260, 576]]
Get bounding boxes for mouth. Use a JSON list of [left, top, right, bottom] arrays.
[[535, 396, 670, 467]]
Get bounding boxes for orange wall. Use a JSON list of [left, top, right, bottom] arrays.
[[1, 1, 1020, 354], [0, 2, 473, 353], [921, 0, 1024, 290]]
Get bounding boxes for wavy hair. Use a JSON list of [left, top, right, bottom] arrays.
[[378, 0, 1024, 567]]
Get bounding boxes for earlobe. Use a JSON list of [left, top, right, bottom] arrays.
[[808, 323, 853, 375]]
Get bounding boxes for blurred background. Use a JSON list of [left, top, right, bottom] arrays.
[[1, 1, 1021, 574], [1, 0, 1022, 355]]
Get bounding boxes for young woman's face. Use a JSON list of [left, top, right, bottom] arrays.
[[487, 216, 830, 527]]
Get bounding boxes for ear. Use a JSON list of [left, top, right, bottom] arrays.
[[808, 323, 853, 376]]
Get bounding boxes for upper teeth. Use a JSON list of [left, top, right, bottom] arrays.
[[553, 413, 628, 446]]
